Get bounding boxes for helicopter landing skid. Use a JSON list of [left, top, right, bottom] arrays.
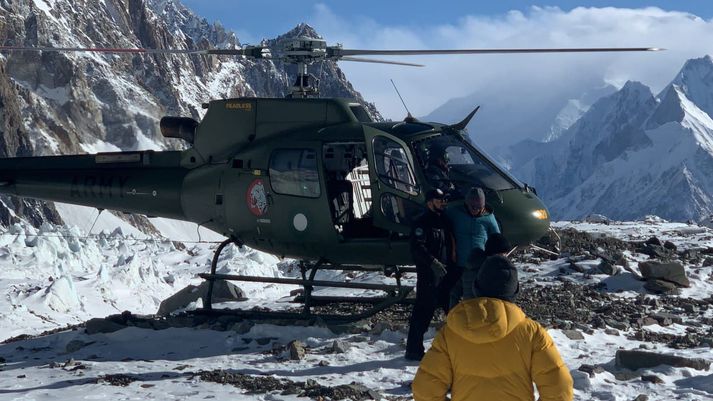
[[198, 241, 414, 323], [529, 227, 562, 257]]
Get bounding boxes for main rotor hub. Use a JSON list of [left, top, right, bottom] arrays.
[[279, 37, 329, 64], [278, 37, 333, 98]]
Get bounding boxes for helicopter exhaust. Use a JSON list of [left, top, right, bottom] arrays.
[[160, 116, 198, 144]]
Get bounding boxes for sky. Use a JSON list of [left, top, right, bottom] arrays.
[[181, 1, 713, 43], [180, 1, 713, 123]]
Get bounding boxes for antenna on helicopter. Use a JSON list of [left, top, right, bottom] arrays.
[[390, 79, 416, 123]]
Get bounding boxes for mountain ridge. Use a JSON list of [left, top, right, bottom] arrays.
[[509, 56, 713, 222], [0, 0, 378, 230]]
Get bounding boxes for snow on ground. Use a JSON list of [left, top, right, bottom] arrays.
[[0, 217, 712, 400]]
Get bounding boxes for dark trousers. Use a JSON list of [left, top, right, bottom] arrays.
[[440, 264, 462, 311], [406, 263, 461, 356]]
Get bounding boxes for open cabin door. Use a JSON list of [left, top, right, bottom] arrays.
[[364, 127, 424, 234]]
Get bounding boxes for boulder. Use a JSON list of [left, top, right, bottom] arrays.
[[157, 281, 246, 316], [637, 244, 672, 259], [645, 236, 662, 246], [614, 370, 640, 381], [570, 370, 592, 390], [641, 374, 664, 384], [643, 279, 680, 295], [663, 241, 677, 251], [578, 364, 605, 377], [598, 259, 616, 275], [634, 316, 658, 327], [288, 340, 307, 360], [562, 330, 585, 340], [605, 319, 630, 331], [585, 214, 610, 224], [615, 349, 710, 371], [638, 261, 690, 287], [331, 340, 350, 354], [650, 312, 683, 326]]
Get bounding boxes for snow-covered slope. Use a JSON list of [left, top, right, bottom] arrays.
[[0, 221, 279, 340], [662, 55, 713, 119], [1, 218, 712, 400], [510, 56, 713, 222], [542, 84, 618, 143]]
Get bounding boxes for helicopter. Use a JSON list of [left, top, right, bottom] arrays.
[[0, 38, 659, 319]]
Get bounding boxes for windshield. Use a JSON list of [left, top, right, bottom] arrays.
[[412, 133, 521, 196]]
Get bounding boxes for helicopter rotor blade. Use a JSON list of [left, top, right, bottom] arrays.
[[340, 56, 424, 67], [0, 45, 209, 54], [0, 45, 272, 58], [334, 47, 663, 57]]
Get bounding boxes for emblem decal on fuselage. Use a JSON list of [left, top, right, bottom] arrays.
[[246, 179, 268, 216]]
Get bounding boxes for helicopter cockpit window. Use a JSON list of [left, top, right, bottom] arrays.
[[269, 149, 320, 198], [372, 137, 419, 196], [413, 134, 519, 195]]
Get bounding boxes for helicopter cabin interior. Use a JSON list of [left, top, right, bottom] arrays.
[[322, 142, 384, 238], [320, 134, 427, 240]]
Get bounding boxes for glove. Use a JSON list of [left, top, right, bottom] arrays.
[[430, 259, 447, 283]]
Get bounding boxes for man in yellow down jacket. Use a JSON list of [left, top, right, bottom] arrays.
[[412, 255, 573, 401]]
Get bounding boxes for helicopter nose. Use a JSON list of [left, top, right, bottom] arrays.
[[495, 190, 551, 246]]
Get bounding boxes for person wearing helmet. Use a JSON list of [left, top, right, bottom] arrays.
[[425, 147, 455, 194]]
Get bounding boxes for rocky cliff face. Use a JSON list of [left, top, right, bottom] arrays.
[[0, 0, 380, 228]]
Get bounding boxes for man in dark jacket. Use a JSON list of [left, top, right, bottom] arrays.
[[405, 188, 452, 361]]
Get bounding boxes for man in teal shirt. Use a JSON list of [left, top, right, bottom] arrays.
[[446, 187, 500, 307]]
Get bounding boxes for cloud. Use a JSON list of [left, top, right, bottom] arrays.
[[307, 5, 713, 121]]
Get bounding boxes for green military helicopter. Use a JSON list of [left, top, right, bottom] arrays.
[[0, 38, 658, 319]]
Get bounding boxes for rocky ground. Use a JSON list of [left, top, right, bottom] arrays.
[[1, 222, 712, 400]]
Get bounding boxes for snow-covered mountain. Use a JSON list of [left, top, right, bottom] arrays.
[[510, 56, 713, 222], [0, 0, 379, 231], [542, 84, 618, 143]]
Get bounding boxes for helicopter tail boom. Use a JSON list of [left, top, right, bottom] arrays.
[[0, 151, 189, 220]]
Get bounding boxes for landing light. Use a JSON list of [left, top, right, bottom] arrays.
[[532, 209, 549, 220]]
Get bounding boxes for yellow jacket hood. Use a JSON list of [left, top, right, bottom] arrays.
[[447, 297, 526, 344], [413, 297, 574, 401]]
